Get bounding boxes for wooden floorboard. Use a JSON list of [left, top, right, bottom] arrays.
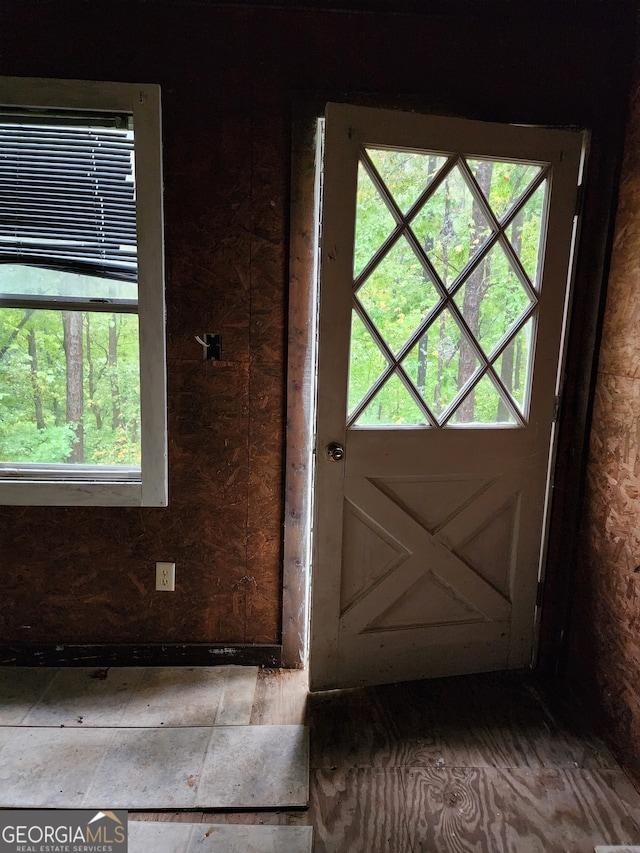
[[250, 667, 309, 726], [404, 766, 640, 853], [128, 668, 640, 852], [307, 671, 617, 772], [307, 767, 411, 853]]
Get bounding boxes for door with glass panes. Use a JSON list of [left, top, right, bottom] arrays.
[[310, 104, 583, 691]]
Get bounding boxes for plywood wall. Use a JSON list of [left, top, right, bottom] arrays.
[[0, 1, 634, 657], [0, 6, 291, 649], [566, 50, 640, 782]]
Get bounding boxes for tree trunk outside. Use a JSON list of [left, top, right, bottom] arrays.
[[435, 313, 446, 415], [47, 350, 62, 426], [416, 155, 440, 404], [416, 330, 429, 398], [497, 207, 524, 421], [28, 325, 45, 430], [456, 161, 493, 422], [514, 335, 523, 396], [86, 314, 103, 430], [433, 178, 455, 415], [109, 314, 122, 431], [416, 154, 440, 400], [63, 311, 84, 463], [497, 342, 515, 422]]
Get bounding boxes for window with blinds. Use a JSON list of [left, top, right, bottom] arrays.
[[0, 114, 137, 286], [0, 77, 166, 507]]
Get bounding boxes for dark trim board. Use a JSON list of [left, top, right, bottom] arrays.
[[0, 644, 282, 668], [149, 1, 633, 15]]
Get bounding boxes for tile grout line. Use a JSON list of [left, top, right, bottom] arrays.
[[190, 724, 220, 811], [78, 725, 120, 809], [213, 667, 258, 726], [27, 666, 63, 725], [212, 666, 233, 726], [107, 666, 151, 728], [6, 666, 61, 726]]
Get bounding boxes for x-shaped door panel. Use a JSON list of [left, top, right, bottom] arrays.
[[340, 475, 513, 637]]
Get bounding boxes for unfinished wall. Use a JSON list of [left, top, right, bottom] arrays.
[[0, 1, 634, 660], [565, 42, 640, 781]]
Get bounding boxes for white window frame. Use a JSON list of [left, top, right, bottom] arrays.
[[0, 76, 167, 506]]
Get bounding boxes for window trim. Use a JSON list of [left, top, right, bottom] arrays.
[[0, 76, 167, 507]]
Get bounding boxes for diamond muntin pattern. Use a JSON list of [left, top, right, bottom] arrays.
[[366, 147, 448, 216], [348, 146, 547, 427], [409, 162, 494, 291], [356, 235, 442, 357]]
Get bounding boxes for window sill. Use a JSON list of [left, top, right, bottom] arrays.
[[0, 479, 167, 507]]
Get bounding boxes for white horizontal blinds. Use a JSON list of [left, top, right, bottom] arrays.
[[0, 113, 137, 286]]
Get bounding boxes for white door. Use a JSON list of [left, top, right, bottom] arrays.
[[310, 103, 583, 691]]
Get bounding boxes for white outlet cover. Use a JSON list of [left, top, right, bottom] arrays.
[[155, 561, 175, 591]]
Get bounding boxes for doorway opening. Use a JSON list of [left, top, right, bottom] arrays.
[[283, 104, 585, 692]]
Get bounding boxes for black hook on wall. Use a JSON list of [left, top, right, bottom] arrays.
[[195, 333, 222, 361]]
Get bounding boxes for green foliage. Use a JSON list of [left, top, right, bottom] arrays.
[[348, 149, 542, 426], [0, 421, 75, 463], [0, 269, 141, 465]]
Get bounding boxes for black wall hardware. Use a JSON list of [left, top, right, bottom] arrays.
[[196, 333, 222, 360]]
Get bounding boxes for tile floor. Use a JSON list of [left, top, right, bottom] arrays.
[[0, 665, 257, 727], [0, 666, 309, 810], [128, 821, 313, 853]]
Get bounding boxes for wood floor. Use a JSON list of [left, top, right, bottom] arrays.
[[131, 668, 640, 853]]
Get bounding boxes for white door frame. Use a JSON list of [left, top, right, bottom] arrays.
[[281, 103, 590, 679]]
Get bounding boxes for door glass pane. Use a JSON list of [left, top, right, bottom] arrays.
[[0, 308, 140, 465], [355, 370, 429, 426], [357, 235, 442, 356], [507, 182, 547, 287], [452, 242, 533, 357], [401, 308, 480, 421], [493, 318, 534, 415], [348, 141, 547, 429], [467, 159, 543, 222], [348, 311, 389, 417], [353, 162, 397, 278], [449, 372, 517, 425], [366, 148, 447, 215], [410, 163, 493, 289]]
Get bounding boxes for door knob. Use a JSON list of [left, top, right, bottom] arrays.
[[326, 442, 345, 461]]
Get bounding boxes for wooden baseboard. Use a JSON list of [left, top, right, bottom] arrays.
[[0, 643, 282, 667]]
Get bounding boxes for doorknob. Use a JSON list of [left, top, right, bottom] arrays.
[[326, 442, 345, 461]]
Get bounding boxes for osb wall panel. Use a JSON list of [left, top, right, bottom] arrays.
[[566, 62, 640, 781], [0, 4, 284, 646], [0, 1, 634, 650]]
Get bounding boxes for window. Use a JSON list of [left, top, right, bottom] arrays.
[[0, 77, 167, 506], [347, 146, 547, 427]]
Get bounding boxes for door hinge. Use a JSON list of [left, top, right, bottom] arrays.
[[553, 394, 561, 422], [536, 580, 545, 608]]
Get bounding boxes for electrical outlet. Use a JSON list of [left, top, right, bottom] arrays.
[[156, 561, 175, 591]]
